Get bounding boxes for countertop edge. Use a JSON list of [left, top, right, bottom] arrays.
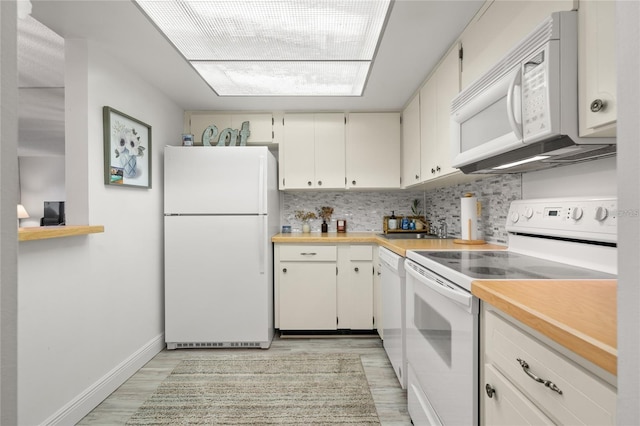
[[271, 232, 506, 257], [19, 225, 105, 242], [472, 280, 617, 376]]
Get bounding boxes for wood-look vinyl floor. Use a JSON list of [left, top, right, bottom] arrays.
[[77, 334, 411, 425]]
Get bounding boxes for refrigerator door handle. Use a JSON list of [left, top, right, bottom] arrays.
[[258, 155, 266, 274]]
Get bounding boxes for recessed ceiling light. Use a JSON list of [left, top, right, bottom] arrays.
[[135, 0, 392, 96]]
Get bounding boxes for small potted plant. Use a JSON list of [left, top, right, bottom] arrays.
[[295, 210, 317, 233], [317, 206, 334, 233], [411, 199, 426, 231]]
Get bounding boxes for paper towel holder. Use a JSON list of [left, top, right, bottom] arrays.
[[454, 193, 486, 245]]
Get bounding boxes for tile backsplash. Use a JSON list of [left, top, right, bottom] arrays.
[[281, 174, 522, 244], [423, 174, 522, 244]]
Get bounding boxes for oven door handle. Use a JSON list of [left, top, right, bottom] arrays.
[[405, 261, 472, 310]]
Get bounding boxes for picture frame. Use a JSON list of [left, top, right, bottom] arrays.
[[103, 106, 152, 188]]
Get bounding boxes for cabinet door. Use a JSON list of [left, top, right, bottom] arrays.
[[401, 94, 421, 188], [419, 77, 437, 180], [278, 262, 337, 330], [579, 0, 616, 136], [484, 364, 554, 426], [187, 113, 273, 144], [232, 113, 273, 143], [315, 113, 346, 189], [347, 260, 374, 330], [282, 114, 315, 189], [189, 113, 232, 144], [460, 0, 574, 89], [373, 246, 382, 336], [434, 45, 460, 177], [346, 112, 401, 189], [420, 45, 461, 182]]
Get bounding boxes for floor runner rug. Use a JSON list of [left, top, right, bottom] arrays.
[[126, 353, 380, 425]]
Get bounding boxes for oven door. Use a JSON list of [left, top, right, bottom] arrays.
[[405, 259, 479, 426]]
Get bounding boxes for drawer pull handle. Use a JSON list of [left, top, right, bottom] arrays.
[[516, 358, 563, 395], [300, 252, 317, 256]]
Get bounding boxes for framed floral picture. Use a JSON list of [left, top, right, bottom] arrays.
[[103, 106, 152, 188]]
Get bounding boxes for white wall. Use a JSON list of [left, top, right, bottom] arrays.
[[616, 1, 640, 423], [522, 156, 617, 199], [17, 38, 183, 425], [1, 1, 20, 424]]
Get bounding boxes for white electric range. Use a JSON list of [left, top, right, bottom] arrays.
[[403, 197, 617, 426]]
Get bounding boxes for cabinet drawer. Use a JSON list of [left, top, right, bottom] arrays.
[[349, 245, 373, 261], [279, 245, 337, 261], [485, 309, 616, 425], [484, 364, 554, 425]]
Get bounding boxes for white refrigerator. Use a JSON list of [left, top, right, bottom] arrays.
[[164, 146, 279, 349]]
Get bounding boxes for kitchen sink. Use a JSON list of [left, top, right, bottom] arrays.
[[378, 233, 442, 240]]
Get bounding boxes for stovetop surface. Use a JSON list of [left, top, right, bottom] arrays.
[[408, 250, 616, 281]]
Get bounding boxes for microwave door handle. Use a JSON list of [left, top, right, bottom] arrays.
[[506, 68, 523, 140]]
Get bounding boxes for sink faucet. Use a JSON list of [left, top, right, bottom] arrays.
[[437, 219, 447, 239]]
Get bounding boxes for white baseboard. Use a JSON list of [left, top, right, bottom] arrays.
[[42, 333, 165, 426]]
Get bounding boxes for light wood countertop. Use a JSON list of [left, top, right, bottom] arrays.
[[272, 232, 506, 256], [472, 279, 617, 376], [19, 225, 105, 242]]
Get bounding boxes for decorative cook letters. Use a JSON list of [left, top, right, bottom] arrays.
[[202, 121, 251, 146]]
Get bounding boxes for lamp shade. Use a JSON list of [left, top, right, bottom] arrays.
[[17, 204, 29, 219]]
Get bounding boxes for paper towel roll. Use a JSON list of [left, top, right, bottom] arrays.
[[461, 195, 477, 241]]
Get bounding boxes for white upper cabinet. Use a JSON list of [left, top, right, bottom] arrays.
[[579, 0, 616, 137], [460, 0, 575, 89], [281, 113, 345, 190], [420, 44, 460, 182], [185, 112, 274, 145], [346, 112, 401, 189], [401, 94, 421, 188]]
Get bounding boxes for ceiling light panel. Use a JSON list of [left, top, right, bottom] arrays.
[[192, 61, 370, 96], [135, 0, 391, 61]]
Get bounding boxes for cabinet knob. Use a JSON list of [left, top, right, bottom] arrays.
[[318, 180, 322, 186], [352, 180, 357, 185], [590, 98, 605, 113], [436, 166, 441, 172], [307, 181, 312, 186], [415, 174, 419, 180], [431, 168, 435, 174], [354, 267, 359, 272], [485, 383, 496, 398], [282, 268, 287, 273]]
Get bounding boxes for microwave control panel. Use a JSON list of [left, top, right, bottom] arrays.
[[521, 49, 553, 142]]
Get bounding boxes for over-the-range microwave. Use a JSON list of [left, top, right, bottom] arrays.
[[450, 11, 615, 174]]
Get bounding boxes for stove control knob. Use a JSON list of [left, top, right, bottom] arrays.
[[595, 206, 609, 222], [510, 212, 520, 223], [524, 207, 534, 219], [571, 207, 584, 221]]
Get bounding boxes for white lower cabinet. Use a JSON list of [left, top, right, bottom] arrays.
[[277, 245, 337, 330], [482, 304, 617, 425], [275, 243, 375, 331], [337, 245, 374, 330]]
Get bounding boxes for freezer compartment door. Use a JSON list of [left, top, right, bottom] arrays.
[[164, 215, 273, 344], [164, 146, 274, 215]]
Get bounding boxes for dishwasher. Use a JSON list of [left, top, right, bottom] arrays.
[[379, 246, 406, 389]]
